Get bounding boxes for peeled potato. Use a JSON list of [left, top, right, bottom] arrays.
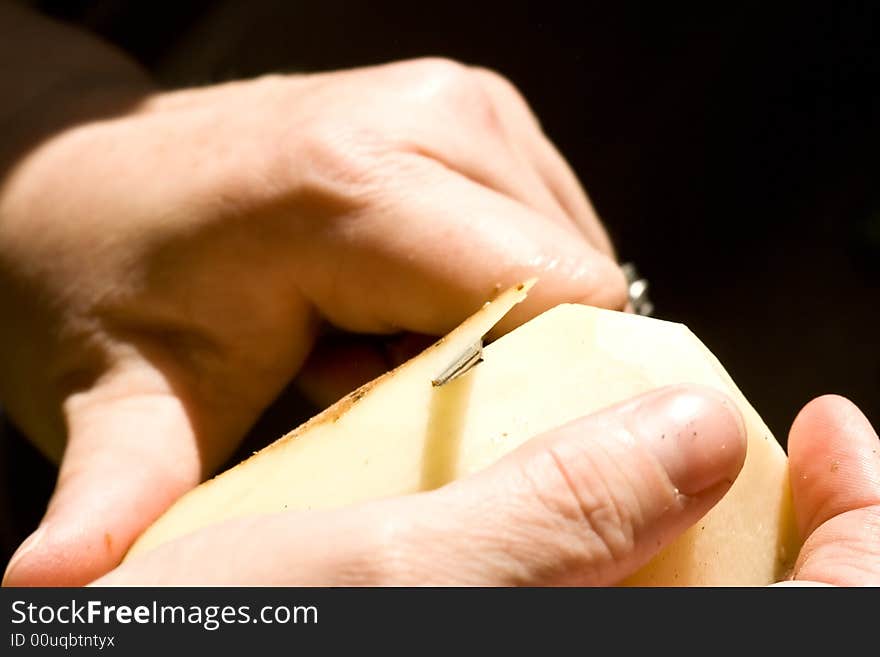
[[126, 281, 800, 585]]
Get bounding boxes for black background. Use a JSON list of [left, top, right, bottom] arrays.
[[2, 1, 878, 569]]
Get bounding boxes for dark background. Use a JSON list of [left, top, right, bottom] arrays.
[[2, 1, 878, 568]]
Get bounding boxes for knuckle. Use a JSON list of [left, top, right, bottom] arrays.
[[399, 58, 500, 126], [472, 66, 522, 101], [289, 119, 387, 192], [398, 56, 473, 89], [356, 506, 423, 585], [472, 66, 542, 127], [521, 440, 638, 570]]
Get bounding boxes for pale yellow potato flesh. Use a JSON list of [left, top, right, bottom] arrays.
[[127, 281, 800, 585]]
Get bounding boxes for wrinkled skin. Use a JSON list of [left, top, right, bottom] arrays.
[[1, 56, 628, 586]]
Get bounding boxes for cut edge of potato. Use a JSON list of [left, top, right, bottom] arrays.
[[126, 279, 535, 559]]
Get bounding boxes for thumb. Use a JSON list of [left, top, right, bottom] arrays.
[[786, 395, 880, 586], [391, 384, 747, 585], [3, 390, 202, 586]]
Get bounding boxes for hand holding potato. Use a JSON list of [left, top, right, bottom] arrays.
[[93, 386, 747, 585], [5, 4, 875, 589], [1, 47, 628, 586], [89, 392, 880, 586]]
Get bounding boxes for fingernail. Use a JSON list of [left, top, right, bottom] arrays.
[[631, 386, 747, 496], [2, 525, 46, 587]]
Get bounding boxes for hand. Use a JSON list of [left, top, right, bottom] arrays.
[[91, 386, 746, 585], [780, 395, 880, 586], [1, 58, 627, 586]]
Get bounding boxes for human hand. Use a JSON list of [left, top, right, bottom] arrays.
[[0, 58, 628, 586], [91, 386, 746, 585], [779, 395, 880, 586]]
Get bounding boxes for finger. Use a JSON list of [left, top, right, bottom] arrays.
[[471, 67, 617, 257], [786, 395, 880, 586], [291, 161, 628, 339], [788, 395, 880, 538], [95, 384, 746, 586], [2, 386, 202, 586], [347, 59, 588, 238], [401, 107, 580, 237]]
